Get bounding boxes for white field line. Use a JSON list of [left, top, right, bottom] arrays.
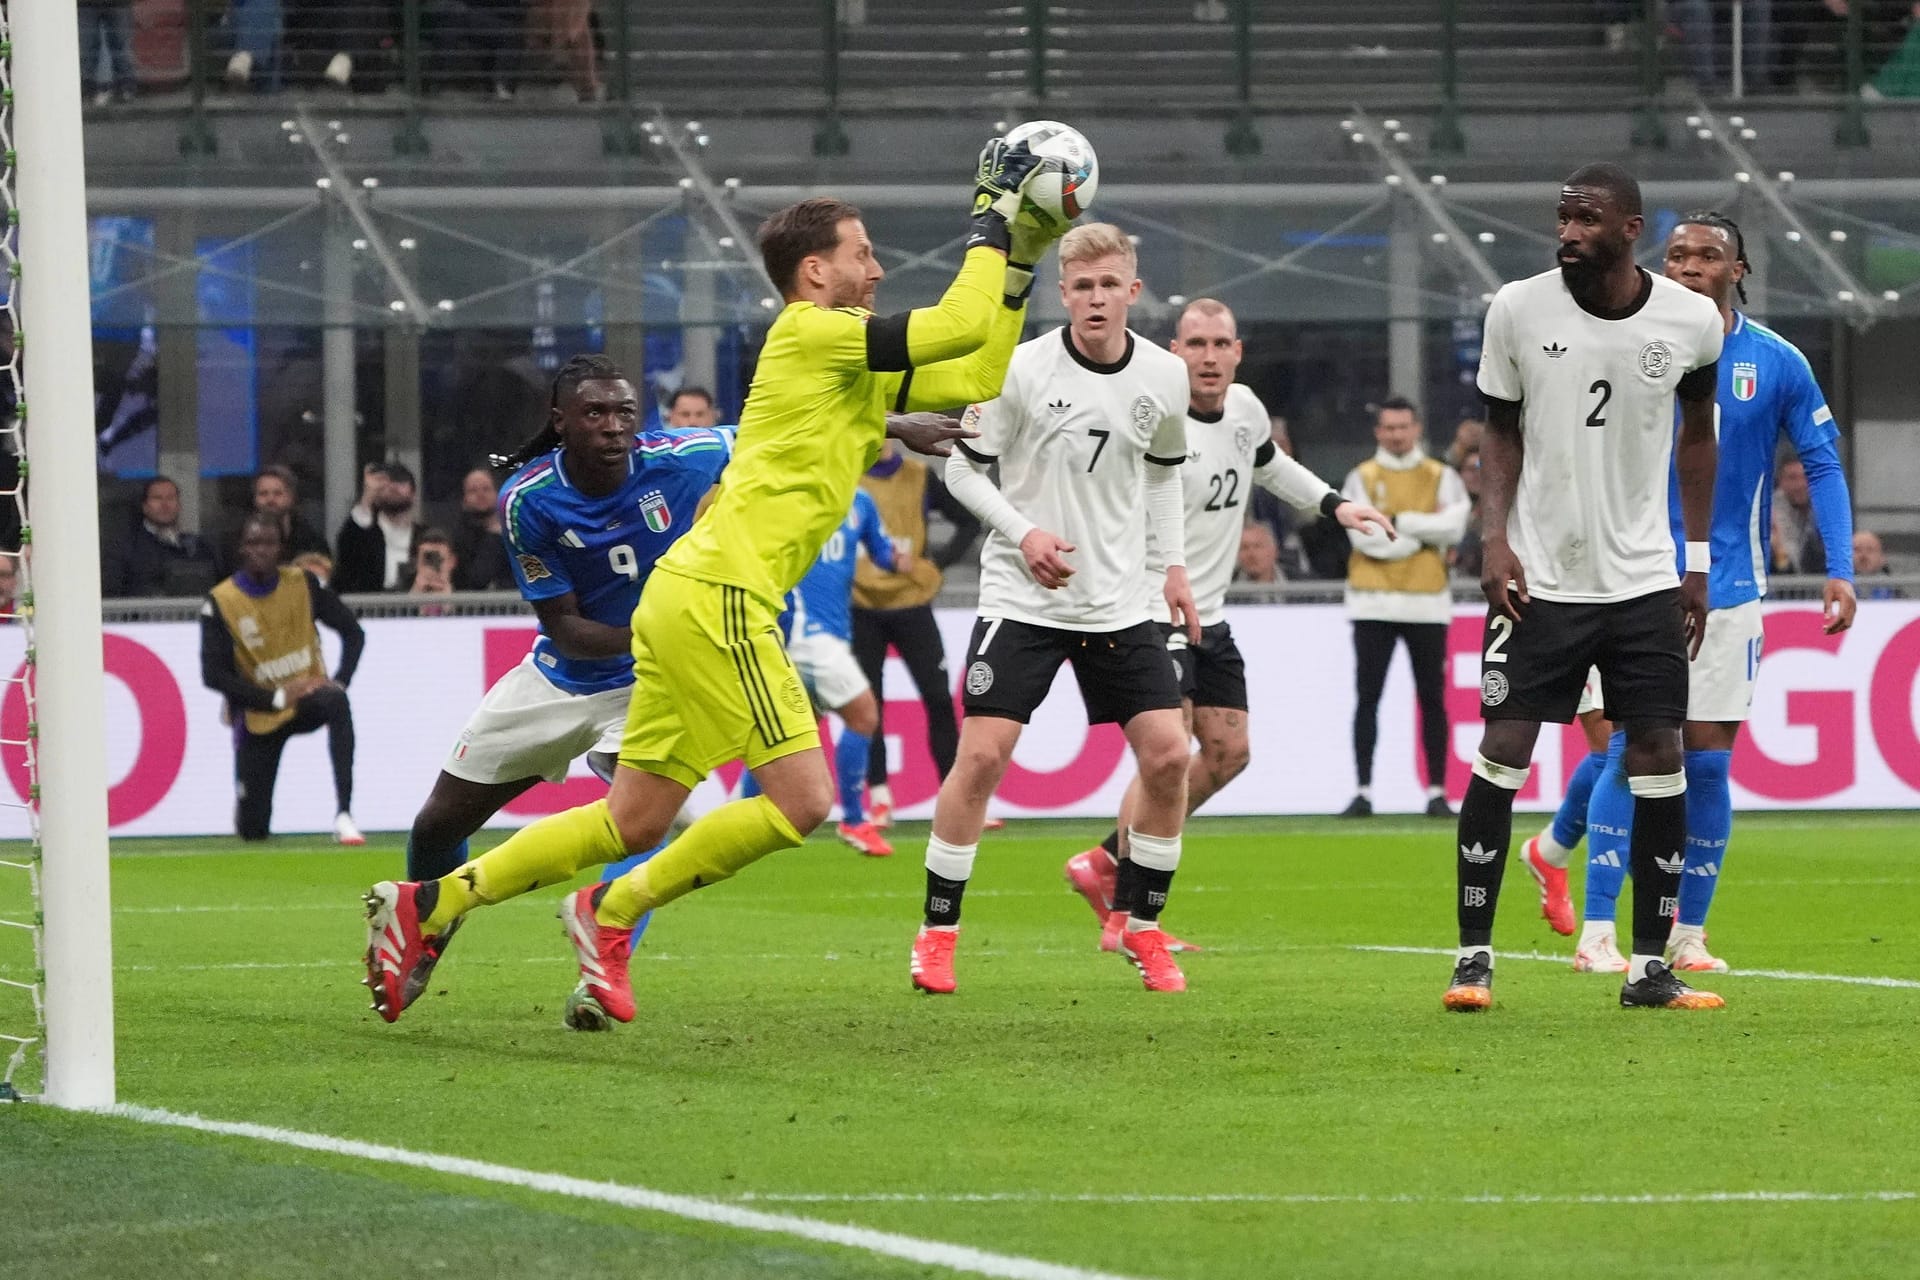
[[733, 1189, 1917, 1207], [1353, 945, 1920, 989], [100, 1104, 1152, 1280]]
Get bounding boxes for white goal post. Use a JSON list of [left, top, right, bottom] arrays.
[[9, 0, 115, 1108]]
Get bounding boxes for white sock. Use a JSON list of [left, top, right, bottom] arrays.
[[1578, 920, 1615, 948], [1456, 945, 1492, 968], [1533, 827, 1572, 867], [1669, 922, 1705, 948], [1628, 953, 1662, 982], [1426, 784, 1445, 800], [870, 782, 893, 809], [1125, 916, 1157, 933], [1355, 785, 1372, 801], [924, 923, 959, 934]]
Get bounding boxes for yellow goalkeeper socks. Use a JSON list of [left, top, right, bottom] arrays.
[[595, 795, 803, 929], [422, 799, 625, 933]]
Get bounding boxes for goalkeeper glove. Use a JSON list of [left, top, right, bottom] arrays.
[[966, 135, 1047, 255]]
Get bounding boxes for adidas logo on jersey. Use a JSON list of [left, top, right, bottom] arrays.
[[1591, 849, 1622, 869], [1459, 842, 1497, 865], [1047, 399, 1071, 414], [1543, 342, 1568, 359], [1655, 852, 1686, 876], [1687, 860, 1721, 878]]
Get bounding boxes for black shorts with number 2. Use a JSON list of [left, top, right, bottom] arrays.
[[1478, 588, 1688, 727], [962, 617, 1184, 726]]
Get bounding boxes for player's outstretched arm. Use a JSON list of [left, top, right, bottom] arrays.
[[1786, 365, 1858, 632], [1477, 397, 1529, 620]]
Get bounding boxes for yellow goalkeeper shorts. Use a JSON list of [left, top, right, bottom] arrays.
[[618, 570, 819, 789]]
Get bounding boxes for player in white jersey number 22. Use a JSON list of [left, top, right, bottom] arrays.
[[1065, 298, 1394, 952], [911, 222, 1205, 995], [1445, 162, 1727, 1015]]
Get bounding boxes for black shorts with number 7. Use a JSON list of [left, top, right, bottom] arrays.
[[1478, 587, 1689, 727], [961, 617, 1185, 726]]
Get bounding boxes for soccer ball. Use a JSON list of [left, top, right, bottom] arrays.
[[1006, 120, 1098, 231]]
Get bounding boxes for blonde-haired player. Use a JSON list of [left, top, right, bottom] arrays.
[[911, 223, 1199, 994], [365, 137, 1066, 1028], [1065, 298, 1392, 950]]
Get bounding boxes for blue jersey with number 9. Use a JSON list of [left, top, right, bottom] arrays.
[[501, 427, 733, 694]]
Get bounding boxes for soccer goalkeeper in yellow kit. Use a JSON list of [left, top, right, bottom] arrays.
[[364, 138, 1067, 1027]]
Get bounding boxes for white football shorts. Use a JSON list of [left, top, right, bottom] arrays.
[[443, 656, 629, 785], [786, 628, 869, 711], [1575, 666, 1603, 717], [1688, 598, 1764, 723]]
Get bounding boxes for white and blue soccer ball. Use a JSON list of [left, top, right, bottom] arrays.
[[1006, 120, 1099, 231]]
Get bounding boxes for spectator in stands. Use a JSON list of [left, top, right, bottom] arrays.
[[102, 475, 220, 598], [223, 0, 288, 91], [201, 513, 366, 844], [292, 550, 335, 586], [1338, 395, 1468, 820], [665, 385, 719, 428], [1854, 528, 1900, 597], [1234, 522, 1282, 584], [451, 466, 512, 590], [1669, 0, 1779, 93], [527, 0, 600, 100], [335, 460, 424, 593], [1450, 447, 1484, 581], [1446, 417, 1485, 469], [242, 464, 331, 567], [406, 527, 459, 615], [78, 0, 137, 106], [1772, 456, 1824, 573], [422, 0, 523, 98]]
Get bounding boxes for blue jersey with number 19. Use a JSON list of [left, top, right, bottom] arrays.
[[501, 427, 733, 694], [1667, 312, 1853, 607]]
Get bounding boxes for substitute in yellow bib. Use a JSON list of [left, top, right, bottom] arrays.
[[363, 133, 1075, 1027], [202, 513, 366, 843]]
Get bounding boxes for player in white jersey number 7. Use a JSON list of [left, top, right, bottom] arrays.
[[911, 222, 1207, 994], [1064, 298, 1394, 952]]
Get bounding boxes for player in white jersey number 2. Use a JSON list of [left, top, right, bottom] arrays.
[[1445, 162, 1728, 1014], [910, 222, 1203, 994], [1064, 299, 1394, 952]]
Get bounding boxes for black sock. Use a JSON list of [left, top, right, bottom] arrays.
[[1629, 790, 1686, 958], [1111, 856, 1138, 916], [1099, 829, 1120, 857], [1456, 773, 1518, 948], [1128, 865, 1174, 922], [924, 871, 967, 927]]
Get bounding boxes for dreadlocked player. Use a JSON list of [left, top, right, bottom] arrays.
[[1542, 210, 1858, 975]]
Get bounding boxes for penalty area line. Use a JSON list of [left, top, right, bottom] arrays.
[[98, 1104, 1153, 1280], [1352, 945, 1920, 989]]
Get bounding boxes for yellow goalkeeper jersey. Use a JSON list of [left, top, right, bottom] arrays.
[[656, 245, 1023, 609]]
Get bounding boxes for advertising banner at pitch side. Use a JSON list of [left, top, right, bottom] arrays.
[[5, 601, 1917, 838]]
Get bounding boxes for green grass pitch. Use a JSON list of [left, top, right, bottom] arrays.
[[5, 812, 1920, 1279]]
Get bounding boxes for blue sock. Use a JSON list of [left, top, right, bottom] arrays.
[[1552, 751, 1607, 852], [1583, 732, 1633, 924], [602, 843, 664, 949], [738, 770, 762, 800], [835, 728, 870, 826], [1677, 748, 1733, 928], [405, 835, 467, 882]]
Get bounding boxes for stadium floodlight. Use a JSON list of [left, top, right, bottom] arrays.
[[1, 0, 116, 1109]]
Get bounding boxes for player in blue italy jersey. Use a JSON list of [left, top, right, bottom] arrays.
[[1545, 212, 1857, 975], [367, 354, 732, 1021], [744, 490, 900, 856]]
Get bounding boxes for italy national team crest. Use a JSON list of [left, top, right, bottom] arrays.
[[639, 490, 671, 533], [1732, 361, 1758, 402]]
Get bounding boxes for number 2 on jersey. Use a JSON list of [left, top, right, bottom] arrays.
[[1205, 469, 1241, 512], [608, 544, 639, 581], [1586, 379, 1611, 427]]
